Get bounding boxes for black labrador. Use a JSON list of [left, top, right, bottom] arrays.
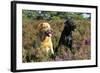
[[56, 19, 76, 52]]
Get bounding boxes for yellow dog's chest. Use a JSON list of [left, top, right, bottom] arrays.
[[40, 37, 52, 48]]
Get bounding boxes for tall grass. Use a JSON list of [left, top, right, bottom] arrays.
[[22, 18, 91, 62]]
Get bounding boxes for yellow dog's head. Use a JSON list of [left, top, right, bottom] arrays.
[[38, 22, 53, 37]]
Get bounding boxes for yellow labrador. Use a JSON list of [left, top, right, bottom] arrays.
[[37, 22, 54, 54]]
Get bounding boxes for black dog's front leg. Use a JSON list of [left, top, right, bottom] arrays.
[[54, 31, 65, 52]]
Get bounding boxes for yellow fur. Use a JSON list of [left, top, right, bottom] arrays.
[[37, 22, 54, 54]]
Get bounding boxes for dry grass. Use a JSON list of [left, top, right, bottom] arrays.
[[22, 19, 91, 62]]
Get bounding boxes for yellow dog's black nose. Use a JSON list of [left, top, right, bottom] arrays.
[[45, 30, 53, 37]]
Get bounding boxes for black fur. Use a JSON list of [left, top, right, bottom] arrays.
[[56, 19, 76, 52]]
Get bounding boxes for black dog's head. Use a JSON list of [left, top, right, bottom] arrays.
[[64, 19, 76, 32]]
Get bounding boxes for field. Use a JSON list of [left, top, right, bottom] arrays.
[[22, 10, 91, 62]]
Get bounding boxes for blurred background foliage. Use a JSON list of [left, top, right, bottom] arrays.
[[22, 10, 91, 62], [22, 10, 91, 20]]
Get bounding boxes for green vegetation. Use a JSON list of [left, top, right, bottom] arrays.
[[22, 10, 90, 20], [22, 10, 91, 62]]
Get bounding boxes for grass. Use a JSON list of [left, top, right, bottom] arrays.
[[22, 18, 91, 62]]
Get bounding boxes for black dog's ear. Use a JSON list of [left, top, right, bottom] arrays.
[[64, 19, 74, 25], [64, 20, 68, 27], [64, 20, 67, 24]]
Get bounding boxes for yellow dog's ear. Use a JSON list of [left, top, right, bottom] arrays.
[[37, 23, 43, 31]]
